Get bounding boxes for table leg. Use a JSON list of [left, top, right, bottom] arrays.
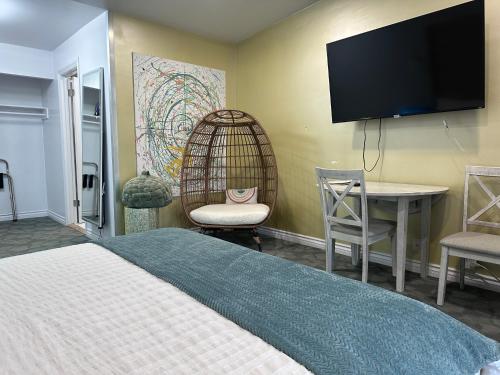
[[351, 244, 360, 266], [351, 197, 361, 266], [420, 196, 432, 279], [326, 192, 335, 271], [396, 197, 410, 292]]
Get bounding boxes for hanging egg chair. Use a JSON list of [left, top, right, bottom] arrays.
[[180, 110, 278, 249]]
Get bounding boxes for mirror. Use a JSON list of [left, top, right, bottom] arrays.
[[81, 68, 104, 228]]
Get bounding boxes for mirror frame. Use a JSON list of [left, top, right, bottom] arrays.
[[81, 67, 104, 229]]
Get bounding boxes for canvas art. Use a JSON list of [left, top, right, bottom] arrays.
[[133, 53, 226, 195]]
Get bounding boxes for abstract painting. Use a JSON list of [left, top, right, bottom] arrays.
[[133, 53, 226, 196]]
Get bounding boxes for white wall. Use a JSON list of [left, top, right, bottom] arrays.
[[0, 43, 53, 80], [43, 11, 115, 237], [0, 74, 48, 220], [40, 78, 66, 222]]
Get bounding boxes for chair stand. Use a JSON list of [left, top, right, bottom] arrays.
[[200, 228, 263, 252], [251, 229, 262, 252]]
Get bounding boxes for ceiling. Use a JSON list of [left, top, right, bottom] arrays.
[[75, 0, 319, 43], [0, 0, 105, 50]]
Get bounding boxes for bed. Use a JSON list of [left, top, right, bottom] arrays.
[[0, 228, 499, 374]]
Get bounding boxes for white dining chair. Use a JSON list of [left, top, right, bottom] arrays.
[[437, 166, 500, 305], [316, 168, 396, 283]]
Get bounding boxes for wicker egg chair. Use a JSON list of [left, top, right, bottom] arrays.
[[180, 109, 278, 251]]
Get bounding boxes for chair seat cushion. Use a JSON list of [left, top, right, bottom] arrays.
[[440, 231, 500, 256], [190, 204, 270, 226], [333, 218, 395, 237]]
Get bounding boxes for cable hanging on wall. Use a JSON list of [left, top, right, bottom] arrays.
[[362, 118, 382, 172]]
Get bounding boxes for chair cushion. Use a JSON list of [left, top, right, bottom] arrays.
[[333, 218, 395, 237], [190, 204, 270, 226], [440, 231, 500, 256]]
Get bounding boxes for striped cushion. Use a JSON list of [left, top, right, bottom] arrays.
[[226, 187, 258, 204]]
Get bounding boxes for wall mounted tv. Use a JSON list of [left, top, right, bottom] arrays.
[[326, 0, 485, 124]]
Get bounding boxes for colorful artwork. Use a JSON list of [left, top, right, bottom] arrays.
[[133, 53, 226, 196]]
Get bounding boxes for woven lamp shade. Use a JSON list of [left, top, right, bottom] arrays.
[[122, 171, 172, 209], [180, 109, 278, 228]]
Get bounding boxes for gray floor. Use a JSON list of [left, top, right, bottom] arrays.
[[1, 217, 499, 341], [0, 217, 88, 259]]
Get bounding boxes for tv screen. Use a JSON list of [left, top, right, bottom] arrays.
[[326, 0, 485, 123]]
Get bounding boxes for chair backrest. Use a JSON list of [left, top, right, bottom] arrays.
[[315, 168, 368, 239], [463, 166, 500, 231]]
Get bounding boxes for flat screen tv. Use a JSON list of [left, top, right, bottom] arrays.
[[326, 0, 485, 124]]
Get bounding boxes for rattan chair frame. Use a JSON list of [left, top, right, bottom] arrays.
[[180, 110, 278, 230]]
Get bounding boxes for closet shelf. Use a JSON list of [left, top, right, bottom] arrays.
[[0, 104, 49, 120], [82, 114, 101, 125]]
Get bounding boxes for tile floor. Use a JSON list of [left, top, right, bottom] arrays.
[[0, 217, 88, 259]]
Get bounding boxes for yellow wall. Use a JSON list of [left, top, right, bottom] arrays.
[[235, 0, 500, 266], [110, 2, 500, 271], [110, 13, 237, 233]]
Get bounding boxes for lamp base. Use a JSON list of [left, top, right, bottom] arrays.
[[124, 207, 160, 234]]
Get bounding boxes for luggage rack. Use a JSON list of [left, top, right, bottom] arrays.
[[83, 161, 100, 218], [0, 159, 17, 222]]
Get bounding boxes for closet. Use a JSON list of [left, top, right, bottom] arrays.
[[0, 12, 114, 237], [0, 74, 50, 221]]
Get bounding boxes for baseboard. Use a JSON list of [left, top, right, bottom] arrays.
[[48, 210, 101, 241], [47, 210, 66, 225], [79, 221, 100, 240], [0, 209, 47, 222], [84, 229, 100, 241], [258, 226, 500, 293]]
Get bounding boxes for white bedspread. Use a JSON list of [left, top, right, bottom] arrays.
[[0, 243, 310, 375]]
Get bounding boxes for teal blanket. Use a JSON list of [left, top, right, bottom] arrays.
[[99, 228, 500, 375]]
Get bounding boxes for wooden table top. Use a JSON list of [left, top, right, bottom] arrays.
[[327, 180, 449, 197]]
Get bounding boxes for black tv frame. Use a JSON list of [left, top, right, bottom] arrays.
[[326, 0, 485, 124]]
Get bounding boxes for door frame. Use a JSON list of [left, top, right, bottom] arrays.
[[58, 61, 82, 226]]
